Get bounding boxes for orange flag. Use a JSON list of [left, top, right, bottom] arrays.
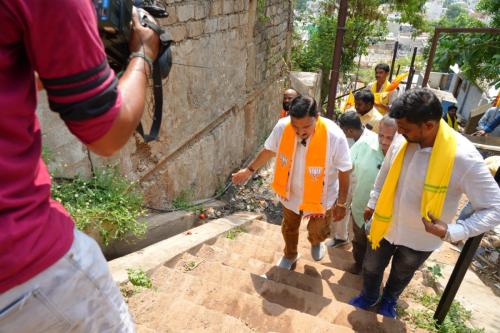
[[384, 72, 409, 93]]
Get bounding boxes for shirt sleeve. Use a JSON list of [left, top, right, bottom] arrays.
[[485, 113, 500, 133], [264, 120, 284, 153], [331, 131, 352, 172], [447, 157, 500, 242], [389, 88, 400, 105], [24, 0, 120, 144], [477, 108, 492, 130]]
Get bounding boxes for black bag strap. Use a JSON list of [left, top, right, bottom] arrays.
[[135, 9, 172, 142], [136, 59, 163, 142]]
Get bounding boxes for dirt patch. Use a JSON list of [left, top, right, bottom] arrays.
[[201, 160, 283, 225]]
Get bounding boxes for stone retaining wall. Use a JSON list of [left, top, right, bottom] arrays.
[[38, 0, 293, 206]]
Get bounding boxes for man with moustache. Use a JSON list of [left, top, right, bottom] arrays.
[[233, 95, 352, 269], [280, 88, 299, 118]]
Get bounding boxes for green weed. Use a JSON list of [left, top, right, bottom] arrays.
[[127, 268, 152, 288], [225, 226, 247, 240], [52, 168, 146, 245]]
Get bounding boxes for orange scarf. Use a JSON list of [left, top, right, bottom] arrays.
[[272, 117, 328, 214]]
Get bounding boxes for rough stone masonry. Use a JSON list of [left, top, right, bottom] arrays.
[[37, 0, 293, 207]]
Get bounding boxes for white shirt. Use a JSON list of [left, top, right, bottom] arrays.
[[368, 133, 500, 251], [265, 116, 352, 214]]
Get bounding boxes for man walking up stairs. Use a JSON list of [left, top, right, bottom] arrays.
[[232, 95, 352, 270]]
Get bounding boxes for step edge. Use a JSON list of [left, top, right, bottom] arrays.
[[109, 212, 262, 284]]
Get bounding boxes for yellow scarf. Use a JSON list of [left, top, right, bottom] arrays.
[[369, 119, 457, 249], [371, 80, 390, 111], [341, 90, 355, 112], [446, 113, 458, 130], [272, 117, 328, 214]]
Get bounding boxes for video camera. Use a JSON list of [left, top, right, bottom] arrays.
[[93, 0, 173, 141]]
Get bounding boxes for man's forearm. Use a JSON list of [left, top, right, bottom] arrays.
[[87, 58, 150, 156], [337, 170, 350, 204], [247, 149, 275, 171]]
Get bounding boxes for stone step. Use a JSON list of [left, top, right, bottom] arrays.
[[166, 253, 406, 333], [248, 219, 354, 256], [130, 292, 254, 332], [170, 252, 358, 304], [136, 324, 156, 333], [231, 225, 389, 286], [210, 232, 358, 273], [245, 220, 354, 261], [188, 243, 363, 292], [148, 266, 355, 333]]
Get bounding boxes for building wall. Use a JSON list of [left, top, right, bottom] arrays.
[[38, 0, 293, 206]]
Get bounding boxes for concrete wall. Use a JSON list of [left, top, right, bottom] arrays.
[[289, 71, 322, 104], [38, 0, 293, 206], [447, 74, 489, 121], [455, 81, 489, 121]]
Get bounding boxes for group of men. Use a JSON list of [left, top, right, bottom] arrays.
[[2, 0, 499, 327], [233, 64, 500, 319]]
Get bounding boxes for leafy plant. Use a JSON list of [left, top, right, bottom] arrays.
[[52, 168, 146, 245], [402, 290, 485, 333], [225, 226, 247, 240], [425, 1, 500, 88], [41, 145, 52, 165], [127, 268, 152, 288], [215, 180, 229, 197], [428, 263, 444, 279], [257, 0, 270, 23], [172, 190, 203, 213], [172, 190, 194, 210], [183, 260, 202, 272]]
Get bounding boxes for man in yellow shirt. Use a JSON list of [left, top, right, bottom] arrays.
[[355, 90, 383, 134], [366, 63, 397, 114]]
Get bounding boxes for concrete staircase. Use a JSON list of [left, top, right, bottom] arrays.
[[128, 218, 409, 332]]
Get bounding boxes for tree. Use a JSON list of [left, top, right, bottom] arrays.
[[444, 3, 468, 21], [443, 0, 455, 7], [292, 0, 426, 104], [477, 0, 500, 27], [426, 1, 500, 87], [294, 0, 308, 13]]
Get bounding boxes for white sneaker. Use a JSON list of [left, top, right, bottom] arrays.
[[276, 255, 299, 270], [311, 242, 326, 261]]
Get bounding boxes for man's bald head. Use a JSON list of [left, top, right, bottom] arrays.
[[283, 89, 299, 112], [378, 115, 397, 156]]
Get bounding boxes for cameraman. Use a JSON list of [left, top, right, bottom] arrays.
[[1, 1, 160, 331]]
